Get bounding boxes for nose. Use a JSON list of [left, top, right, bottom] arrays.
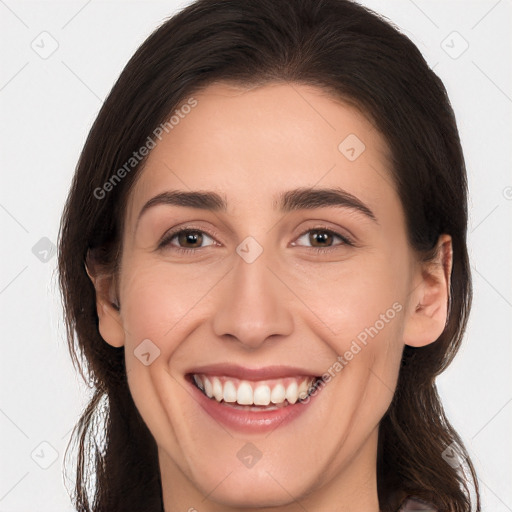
[[212, 247, 294, 350]]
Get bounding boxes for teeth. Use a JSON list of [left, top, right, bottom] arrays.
[[270, 383, 286, 404], [285, 381, 298, 404], [212, 377, 223, 401], [193, 374, 204, 391], [237, 382, 253, 405], [192, 374, 316, 407], [298, 379, 309, 401], [223, 381, 237, 403], [253, 385, 271, 406], [204, 378, 213, 398]]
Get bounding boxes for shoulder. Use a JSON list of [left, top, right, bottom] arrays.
[[398, 496, 438, 512]]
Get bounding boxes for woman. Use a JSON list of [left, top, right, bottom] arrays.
[[58, 0, 480, 510]]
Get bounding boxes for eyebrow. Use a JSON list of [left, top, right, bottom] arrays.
[[136, 186, 377, 226], [277, 187, 377, 222]]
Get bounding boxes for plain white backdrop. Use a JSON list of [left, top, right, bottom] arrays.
[[1, 0, 511, 510]]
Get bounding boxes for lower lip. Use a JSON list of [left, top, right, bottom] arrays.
[[187, 377, 319, 433]]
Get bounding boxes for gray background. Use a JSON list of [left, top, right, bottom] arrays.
[[1, 0, 511, 510]]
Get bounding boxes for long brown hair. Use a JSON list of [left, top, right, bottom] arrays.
[[58, 1, 480, 510]]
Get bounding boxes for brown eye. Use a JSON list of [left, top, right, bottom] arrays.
[[293, 228, 352, 250], [309, 230, 334, 247], [176, 230, 204, 248], [159, 229, 216, 251]]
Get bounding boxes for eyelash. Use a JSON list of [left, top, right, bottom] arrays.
[[158, 225, 355, 254], [293, 226, 355, 252]]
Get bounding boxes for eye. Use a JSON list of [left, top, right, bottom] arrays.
[[292, 227, 353, 251], [159, 228, 217, 252], [157, 226, 353, 254]]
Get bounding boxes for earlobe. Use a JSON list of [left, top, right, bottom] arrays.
[[85, 258, 125, 348], [403, 234, 453, 348]]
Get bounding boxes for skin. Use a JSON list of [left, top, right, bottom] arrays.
[[88, 82, 452, 512]]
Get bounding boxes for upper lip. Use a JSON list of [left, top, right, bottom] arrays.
[[186, 363, 319, 381]]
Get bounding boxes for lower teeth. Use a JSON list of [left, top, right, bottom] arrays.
[[223, 402, 285, 411]]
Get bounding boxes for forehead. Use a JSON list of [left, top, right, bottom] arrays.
[[125, 82, 395, 225]]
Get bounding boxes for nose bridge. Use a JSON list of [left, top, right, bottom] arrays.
[[212, 242, 294, 348]]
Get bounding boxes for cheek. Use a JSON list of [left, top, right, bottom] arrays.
[[289, 253, 406, 416], [120, 260, 221, 345], [289, 254, 406, 349], [308, 263, 405, 462], [119, 258, 230, 404], [118, 260, 207, 452]]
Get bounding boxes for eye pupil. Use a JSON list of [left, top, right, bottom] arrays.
[[310, 230, 332, 247], [179, 231, 203, 247]]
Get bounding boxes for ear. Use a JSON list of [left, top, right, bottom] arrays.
[[403, 234, 453, 348], [85, 252, 125, 348]]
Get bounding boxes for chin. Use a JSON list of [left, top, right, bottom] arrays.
[[196, 469, 308, 508]]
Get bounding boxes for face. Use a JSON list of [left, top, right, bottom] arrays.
[[93, 82, 451, 511]]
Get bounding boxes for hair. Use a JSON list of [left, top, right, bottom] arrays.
[[58, 0, 479, 510]]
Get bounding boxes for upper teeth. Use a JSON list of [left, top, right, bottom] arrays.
[[192, 374, 316, 406]]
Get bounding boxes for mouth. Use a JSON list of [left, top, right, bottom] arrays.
[[189, 373, 319, 409], [185, 368, 323, 432]]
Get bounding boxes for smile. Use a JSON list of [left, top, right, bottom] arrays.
[[186, 366, 323, 432], [192, 374, 318, 407]]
